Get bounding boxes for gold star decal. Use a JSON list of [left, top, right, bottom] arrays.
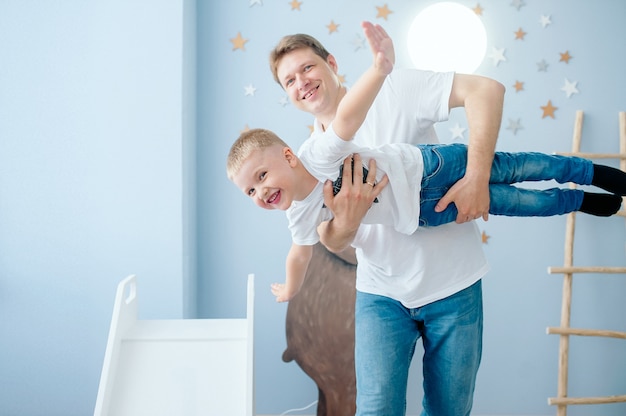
[[289, 0, 302, 10], [307, 125, 314, 134], [514, 27, 526, 40], [559, 50, 572, 63], [514, 80, 524, 92], [327, 20, 339, 34], [541, 100, 557, 119], [481, 230, 490, 244], [337, 74, 346, 85], [230, 32, 248, 51], [376, 4, 393, 20], [473, 4, 483, 15], [241, 124, 250, 133]]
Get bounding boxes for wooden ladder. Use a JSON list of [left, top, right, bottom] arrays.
[[546, 110, 626, 415]]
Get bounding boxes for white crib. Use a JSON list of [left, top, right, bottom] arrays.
[[94, 274, 255, 416]]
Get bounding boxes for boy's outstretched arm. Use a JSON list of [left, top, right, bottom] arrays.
[[271, 242, 313, 302], [332, 21, 395, 141]]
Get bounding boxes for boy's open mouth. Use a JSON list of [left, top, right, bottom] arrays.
[[268, 191, 280, 204]]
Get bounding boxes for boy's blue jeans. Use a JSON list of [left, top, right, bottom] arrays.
[[418, 143, 594, 226], [355, 280, 483, 416]]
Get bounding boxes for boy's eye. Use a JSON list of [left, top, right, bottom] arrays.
[[285, 78, 294, 87], [247, 188, 255, 197], [259, 171, 266, 180]]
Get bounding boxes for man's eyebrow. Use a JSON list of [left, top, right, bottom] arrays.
[[282, 62, 312, 82], [281, 67, 297, 81], [280, 73, 291, 84]]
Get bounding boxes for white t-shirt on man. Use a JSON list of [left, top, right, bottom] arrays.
[[306, 68, 489, 309]]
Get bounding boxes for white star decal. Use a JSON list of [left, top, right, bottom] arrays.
[[506, 118, 523, 135], [561, 79, 579, 98], [278, 95, 289, 107], [352, 34, 366, 51], [488, 47, 506, 67], [244, 84, 257, 96], [249, 0, 262, 6], [450, 123, 466, 141], [540, 15, 552, 28]]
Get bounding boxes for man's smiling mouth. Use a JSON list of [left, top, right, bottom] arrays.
[[302, 85, 319, 100]]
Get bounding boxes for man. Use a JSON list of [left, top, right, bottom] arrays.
[[270, 22, 505, 416]]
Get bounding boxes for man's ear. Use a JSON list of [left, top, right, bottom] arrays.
[[283, 147, 298, 167], [326, 54, 339, 74]]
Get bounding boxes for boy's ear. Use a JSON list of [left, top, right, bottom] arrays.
[[283, 147, 298, 167]]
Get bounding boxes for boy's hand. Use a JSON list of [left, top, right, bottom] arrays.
[[271, 282, 291, 303], [362, 21, 394, 75]]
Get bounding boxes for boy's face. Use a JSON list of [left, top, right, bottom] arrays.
[[275, 47, 342, 121], [231, 145, 300, 211]]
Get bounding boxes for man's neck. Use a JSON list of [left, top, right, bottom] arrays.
[[316, 86, 347, 132]]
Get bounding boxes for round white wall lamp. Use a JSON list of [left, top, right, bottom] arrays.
[[407, 2, 487, 73]]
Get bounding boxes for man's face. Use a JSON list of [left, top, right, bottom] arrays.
[[275, 48, 342, 122]]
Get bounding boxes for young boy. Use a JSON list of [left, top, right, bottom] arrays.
[[226, 23, 625, 302]]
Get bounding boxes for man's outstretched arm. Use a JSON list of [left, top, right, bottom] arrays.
[[435, 73, 505, 223]]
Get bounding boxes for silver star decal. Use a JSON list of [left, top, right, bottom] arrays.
[[511, 0, 526, 10], [536, 60, 549, 72], [506, 118, 523, 135]]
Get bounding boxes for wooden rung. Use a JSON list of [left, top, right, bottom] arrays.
[[548, 266, 626, 274], [546, 112, 626, 415], [554, 152, 626, 160], [547, 326, 626, 340], [554, 152, 626, 159], [549, 394, 626, 406]]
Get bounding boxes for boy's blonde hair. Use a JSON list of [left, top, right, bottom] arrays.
[[226, 128, 290, 180], [269, 33, 330, 85]]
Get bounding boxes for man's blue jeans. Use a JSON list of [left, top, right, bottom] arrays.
[[418, 143, 594, 226], [355, 280, 483, 416]]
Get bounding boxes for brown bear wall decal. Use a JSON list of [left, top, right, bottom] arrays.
[[282, 243, 358, 416]]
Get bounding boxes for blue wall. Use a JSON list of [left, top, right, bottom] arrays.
[[0, 1, 187, 415], [0, 1, 624, 415], [198, 1, 626, 415]]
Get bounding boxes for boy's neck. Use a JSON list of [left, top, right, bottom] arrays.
[[293, 164, 321, 201]]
